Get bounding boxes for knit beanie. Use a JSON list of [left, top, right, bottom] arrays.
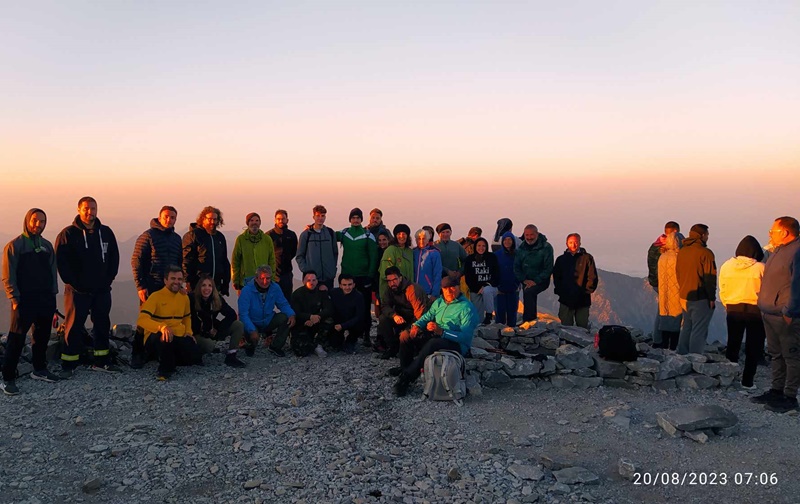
[[393, 223, 411, 236], [735, 235, 765, 261], [436, 223, 452, 234], [349, 208, 363, 221], [245, 212, 260, 225]]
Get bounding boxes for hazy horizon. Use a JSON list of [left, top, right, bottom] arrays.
[[2, 0, 798, 277]]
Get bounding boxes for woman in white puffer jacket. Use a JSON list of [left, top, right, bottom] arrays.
[[719, 235, 766, 389]]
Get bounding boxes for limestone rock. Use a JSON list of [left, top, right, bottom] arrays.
[[515, 326, 548, 338], [676, 374, 720, 390], [471, 336, 496, 349], [625, 358, 661, 374], [652, 379, 676, 391], [684, 430, 710, 444], [692, 362, 740, 378], [82, 478, 102, 494], [469, 347, 490, 359], [555, 345, 593, 370], [482, 370, 511, 387], [655, 354, 692, 380], [244, 479, 262, 489], [558, 327, 594, 348], [656, 405, 738, 434], [539, 335, 561, 350], [684, 353, 708, 363], [603, 407, 631, 429], [552, 467, 600, 485], [592, 357, 627, 379], [540, 356, 557, 375], [506, 360, 543, 378], [476, 324, 503, 341], [508, 464, 544, 481], [550, 375, 601, 389], [573, 368, 597, 378], [603, 378, 635, 389], [618, 458, 637, 480]]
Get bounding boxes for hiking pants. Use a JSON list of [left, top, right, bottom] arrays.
[[558, 304, 590, 329], [495, 290, 518, 326], [3, 292, 55, 381], [290, 320, 332, 356], [144, 334, 202, 376], [61, 286, 111, 369], [329, 326, 363, 349], [253, 313, 291, 351], [400, 334, 461, 382], [677, 299, 713, 355], [377, 313, 413, 356], [763, 313, 800, 397], [522, 281, 549, 322], [196, 320, 245, 354]]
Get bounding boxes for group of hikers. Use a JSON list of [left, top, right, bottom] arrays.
[[2, 198, 799, 410], [647, 217, 800, 412]]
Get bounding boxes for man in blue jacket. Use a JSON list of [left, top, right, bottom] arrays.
[[754, 216, 800, 412], [392, 274, 478, 397], [237, 265, 295, 357]]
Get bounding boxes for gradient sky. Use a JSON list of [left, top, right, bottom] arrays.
[[1, 0, 798, 275]]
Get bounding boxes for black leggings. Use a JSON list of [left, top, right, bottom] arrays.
[[399, 333, 461, 381], [726, 309, 766, 387]]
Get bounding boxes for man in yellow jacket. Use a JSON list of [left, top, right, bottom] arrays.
[[137, 265, 201, 380]]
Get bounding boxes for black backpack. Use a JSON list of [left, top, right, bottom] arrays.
[[597, 325, 638, 362]]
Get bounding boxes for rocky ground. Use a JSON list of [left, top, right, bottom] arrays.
[[1, 341, 798, 504]]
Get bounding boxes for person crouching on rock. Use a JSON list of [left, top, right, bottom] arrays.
[[291, 270, 334, 358], [190, 274, 246, 368], [392, 274, 479, 397], [136, 265, 202, 381]]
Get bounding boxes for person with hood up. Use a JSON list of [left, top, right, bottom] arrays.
[[647, 221, 681, 347], [494, 231, 520, 326], [656, 231, 684, 350], [491, 218, 521, 252], [2, 209, 61, 395], [55, 197, 121, 377], [182, 206, 230, 295], [231, 212, 276, 295], [676, 224, 717, 355], [413, 228, 442, 300], [719, 235, 765, 389], [552, 233, 598, 329], [336, 207, 378, 346], [514, 224, 554, 322], [131, 206, 182, 304], [463, 237, 500, 325]]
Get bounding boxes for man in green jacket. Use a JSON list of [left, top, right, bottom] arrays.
[[231, 212, 276, 295], [337, 208, 378, 346], [435, 223, 467, 276], [514, 224, 554, 323]]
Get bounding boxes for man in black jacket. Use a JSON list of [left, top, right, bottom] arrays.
[[182, 206, 230, 295], [553, 233, 598, 329], [131, 206, 182, 304], [329, 273, 365, 354], [266, 209, 298, 302], [55, 197, 120, 377]]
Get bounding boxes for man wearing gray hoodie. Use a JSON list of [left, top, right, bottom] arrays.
[[2, 209, 61, 395], [754, 216, 800, 413]]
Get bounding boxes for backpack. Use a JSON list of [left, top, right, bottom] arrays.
[[423, 350, 467, 406], [596, 325, 638, 362]]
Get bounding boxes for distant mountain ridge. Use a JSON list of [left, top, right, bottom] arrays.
[[0, 268, 726, 343]]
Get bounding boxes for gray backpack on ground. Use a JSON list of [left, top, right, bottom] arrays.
[[422, 350, 467, 406]]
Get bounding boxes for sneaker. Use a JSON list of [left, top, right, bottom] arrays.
[[58, 369, 74, 380], [156, 370, 172, 381], [224, 353, 246, 368], [31, 370, 61, 383], [91, 363, 122, 373], [751, 389, 783, 404], [314, 345, 328, 358], [1, 381, 20, 396], [387, 366, 402, 377], [765, 395, 799, 413], [268, 347, 286, 358], [130, 353, 145, 369], [740, 383, 757, 391]]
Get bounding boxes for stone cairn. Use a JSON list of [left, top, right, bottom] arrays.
[[466, 320, 742, 397]]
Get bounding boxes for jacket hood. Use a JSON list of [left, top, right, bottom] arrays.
[[682, 236, 705, 248], [651, 233, 667, 248], [240, 228, 265, 243], [494, 218, 513, 242], [72, 214, 103, 230], [727, 256, 760, 271], [23, 208, 46, 236], [499, 231, 517, 253], [149, 217, 174, 233], [735, 235, 764, 262], [520, 232, 548, 251], [563, 247, 587, 255]]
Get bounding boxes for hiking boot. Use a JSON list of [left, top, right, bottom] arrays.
[[765, 395, 799, 413], [31, 370, 61, 383], [1, 381, 19, 396], [314, 345, 328, 358], [387, 366, 403, 377], [268, 347, 286, 358], [130, 353, 145, 369], [224, 353, 246, 368], [482, 313, 494, 325], [156, 372, 171, 381], [343, 342, 357, 355], [393, 376, 410, 397], [244, 343, 256, 357], [380, 350, 396, 360], [91, 363, 122, 373], [751, 389, 783, 404], [58, 369, 74, 380]]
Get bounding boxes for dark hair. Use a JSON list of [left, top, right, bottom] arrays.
[[776, 216, 800, 237], [690, 223, 709, 235], [473, 237, 490, 254], [566, 233, 581, 242], [664, 221, 680, 232], [275, 209, 288, 218], [164, 264, 183, 279], [77, 196, 96, 207], [196, 206, 224, 227], [302, 270, 318, 280], [384, 266, 402, 279], [370, 208, 382, 217], [193, 273, 221, 312], [338, 273, 355, 283], [735, 236, 764, 262], [312, 205, 327, 215], [160, 205, 177, 216]]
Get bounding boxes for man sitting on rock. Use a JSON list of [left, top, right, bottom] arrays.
[[136, 265, 202, 380], [291, 270, 334, 357], [392, 274, 479, 397], [377, 266, 429, 360]]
